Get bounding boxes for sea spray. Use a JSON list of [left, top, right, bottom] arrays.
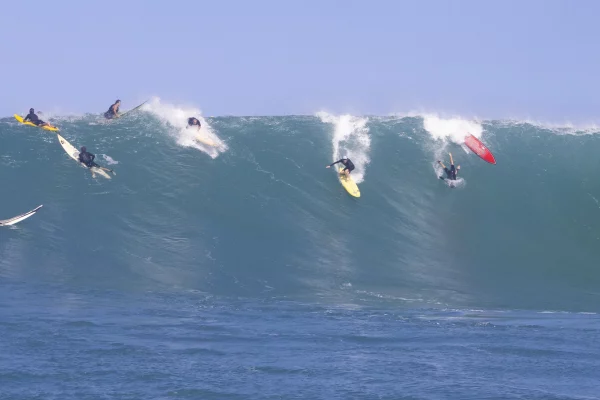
[[422, 114, 484, 179], [316, 112, 371, 183], [142, 97, 227, 159]]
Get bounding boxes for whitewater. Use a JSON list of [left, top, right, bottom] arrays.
[[2, 98, 600, 399]]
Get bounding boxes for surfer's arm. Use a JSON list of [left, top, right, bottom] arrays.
[[437, 160, 446, 169], [23, 115, 30, 122], [328, 160, 342, 168], [449, 153, 454, 165]]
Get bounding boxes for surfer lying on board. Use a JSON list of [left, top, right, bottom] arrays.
[[78, 146, 114, 177], [104, 100, 121, 119], [187, 117, 202, 130], [23, 108, 52, 128], [78, 146, 99, 168], [326, 157, 355, 177], [438, 153, 460, 181]]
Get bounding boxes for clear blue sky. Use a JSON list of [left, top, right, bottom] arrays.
[[2, 0, 599, 120]]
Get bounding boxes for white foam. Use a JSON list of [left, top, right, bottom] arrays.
[[419, 114, 484, 178], [422, 114, 483, 144], [101, 155, 119, 165], [142, 97, 226, 158], [316, 112, 371, 184]]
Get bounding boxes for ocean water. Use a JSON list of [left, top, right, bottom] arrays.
[[1, 98, 600, 399]]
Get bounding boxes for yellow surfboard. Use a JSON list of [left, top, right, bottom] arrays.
[[14, 114, 59, 131], [338, 166, 360, 198]]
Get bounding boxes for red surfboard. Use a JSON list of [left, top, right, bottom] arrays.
[[464, 134, 496, 164]]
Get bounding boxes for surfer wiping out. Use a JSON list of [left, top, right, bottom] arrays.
[[23, 108, 52, 128], [326, 157, 355, 177], [104, 100, 121, 119], [438, 152, 460, 183], [187, 117, 202, 130]]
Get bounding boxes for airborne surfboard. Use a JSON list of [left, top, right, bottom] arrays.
[[464, 134, 496, 164]]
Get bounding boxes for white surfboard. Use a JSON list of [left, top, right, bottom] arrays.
[[57, 134, 112, 179], [195, 134, 216, 147], [0, 205, 43, 226]]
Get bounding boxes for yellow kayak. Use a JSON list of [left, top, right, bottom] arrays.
[[14, 114, 59, 131], [338, 166, 360, 198]]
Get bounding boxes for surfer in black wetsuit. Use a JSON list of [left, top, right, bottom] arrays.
[[78, 146, 115, 177], [326, 157, 355, 177], [23, 108, 52, 128], [438, 152, 460, 182], [187, 117, 201, 130], [104, 100, 121, 119], [78, 146, 98, 168]]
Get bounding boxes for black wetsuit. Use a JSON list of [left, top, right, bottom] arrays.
[[443, 165, 457, 180], [104, 103, 120, 119], [330, 159, 355, 173], [188, 117, 201, 127], [78, 151, 98, 168], [23, 112, 44, 126]]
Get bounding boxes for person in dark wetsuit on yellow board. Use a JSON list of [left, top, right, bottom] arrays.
[[104, 100, 121, 119], [23, 108, 52, 128], [326, 157, 355, 177], [438, 152, 461, 184], [187, 117, 201, 130]]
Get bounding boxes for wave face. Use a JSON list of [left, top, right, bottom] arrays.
[[2, 105, 600, 312], [3, 104, 600, 399]]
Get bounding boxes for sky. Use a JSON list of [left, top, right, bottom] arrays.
[[2, 0, 600, 121]]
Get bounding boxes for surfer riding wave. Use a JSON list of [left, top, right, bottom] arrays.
[[326, 157, 355, 177]]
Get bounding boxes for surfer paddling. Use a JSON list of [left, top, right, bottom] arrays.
[[78, 146, 115, 178], [438, 153, 460, 183], [23, 108, 53, 128], [104, 100, 121, 119], [187, 117, 202, 130], [326, 157, 355, 177]]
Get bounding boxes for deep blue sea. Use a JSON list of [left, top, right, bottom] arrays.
[[2, 98, 600, 399]]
